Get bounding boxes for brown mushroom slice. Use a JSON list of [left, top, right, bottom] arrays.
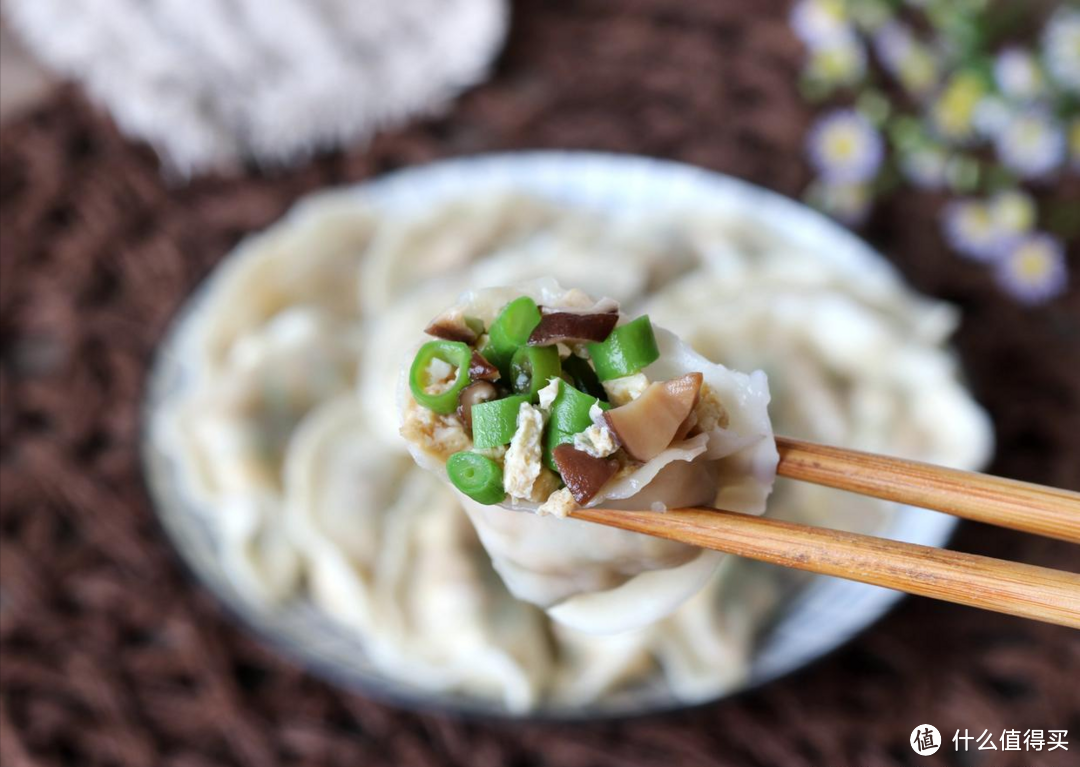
[[603, 373, 704, 462], [424, 308, 482, 344], [673, 410, 699, 442], [552, 444, 619, 505], [457, 381, 498, 435], [673, 383, 706, 440], [527, 311, 619, 346], [469, 350, 500, 382]]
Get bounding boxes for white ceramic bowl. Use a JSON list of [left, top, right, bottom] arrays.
[[143, 152, 962, 718]]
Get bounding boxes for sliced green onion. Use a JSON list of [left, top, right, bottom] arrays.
[[408, 340, 472, 415], [562, 354, 607, 401], [586, 315, 660, 381], [471, 395, 528, 449], [548, 382, 603, 433], [447, 451, 505, 505], [544, 383, 610, 471], [485, 297, 542, 375], [510, 345, 562, 402]]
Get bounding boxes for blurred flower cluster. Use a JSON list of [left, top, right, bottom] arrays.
[[792, 0, 1076, 305]]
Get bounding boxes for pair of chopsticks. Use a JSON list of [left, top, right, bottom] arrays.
[[572, 437, 1080, 628]]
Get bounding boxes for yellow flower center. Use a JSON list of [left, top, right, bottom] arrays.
[[819, 0, 845, 22], [826, 128, 858, 160], [935, 73, 986, 137], [992, 194, 1035, 233], [899, 49, 936, 94], [1015, 118, 1046, 148], [1015, 245, 1052, 283], [961, 206, 994, 239], [814, 47, 858, 80]]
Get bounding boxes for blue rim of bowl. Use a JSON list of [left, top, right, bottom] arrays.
[[140, 150, 964, 721]]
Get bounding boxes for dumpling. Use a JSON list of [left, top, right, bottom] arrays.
[[193, 193, 374, 374], [397, 280, 778, 633], [282, 395, 553, 712], [358, 194, 560, 312], [156, 307, 362, 602]]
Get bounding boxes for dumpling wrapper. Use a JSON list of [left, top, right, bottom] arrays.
[[192, 193, 374, 375], [283, 396, 552, 712], [399, 280, 778, 634]]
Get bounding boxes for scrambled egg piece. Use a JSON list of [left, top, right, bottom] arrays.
[[573, 423, 618, 458], [529, 467, 563, 504], [602, 372, 649, 406], [504, 402, 546, 500], [694, 384, 729, 432], [537, 378, 561, 410], [538, 487, 577, 518], [423, 357, 457, 394], [400, 396, 471, 462], [571, 400, 619, 458]]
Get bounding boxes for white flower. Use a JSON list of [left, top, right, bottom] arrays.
[[972, 95, 1012, 138], [941, 199, 1004, 262], [900, 145, 948, 189], [873, 20, 913, 69], [807, 178, 872, 225], [807, 109, 884, 182], [989, 190, 1036, 240], [806, 31, 867, 86], [1041, 8, 1080, 92], [790, 0, 850, 47], [995, 234, 1068, 305], [873, 20, 938, 95], [994, 47, 1045, 100], [942, 192, 1040, 263], [931, 72, 988, 142], [995, 109, 1067, 178]]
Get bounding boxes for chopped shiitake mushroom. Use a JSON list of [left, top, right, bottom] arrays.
[[602, 373, 703, 462], [528, 311, 619, 346], [425, 308, 482, 344], [469, 350, 500, 381], [552, 444, 619, 505]]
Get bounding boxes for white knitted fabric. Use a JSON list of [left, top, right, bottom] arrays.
[[5, 0, 507, 174]]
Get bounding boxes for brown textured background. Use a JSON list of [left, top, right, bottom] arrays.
[[1, 1, 1078, 766]]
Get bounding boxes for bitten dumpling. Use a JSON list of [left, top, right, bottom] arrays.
[[398, 280, 778, 633]]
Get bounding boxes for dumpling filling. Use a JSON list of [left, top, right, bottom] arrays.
[[399, 281, 778, 631]]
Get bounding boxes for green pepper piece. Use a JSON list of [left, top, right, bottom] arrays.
[[408, 340, 472, 415], [510, 345, 562, 402], [471, 395, 528, 449], [486, 297, 542, 375], [447, 452, 505, 505], [548, 381, 606, 432], [543, 383, 610, 471], [562, 354, 607, 401], [586, 315, 660, 381]]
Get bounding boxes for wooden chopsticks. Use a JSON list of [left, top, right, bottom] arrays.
[[569, 505, 1080, 628], [574, 437, 1080, 628], [775, 437, 1080, 544]]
